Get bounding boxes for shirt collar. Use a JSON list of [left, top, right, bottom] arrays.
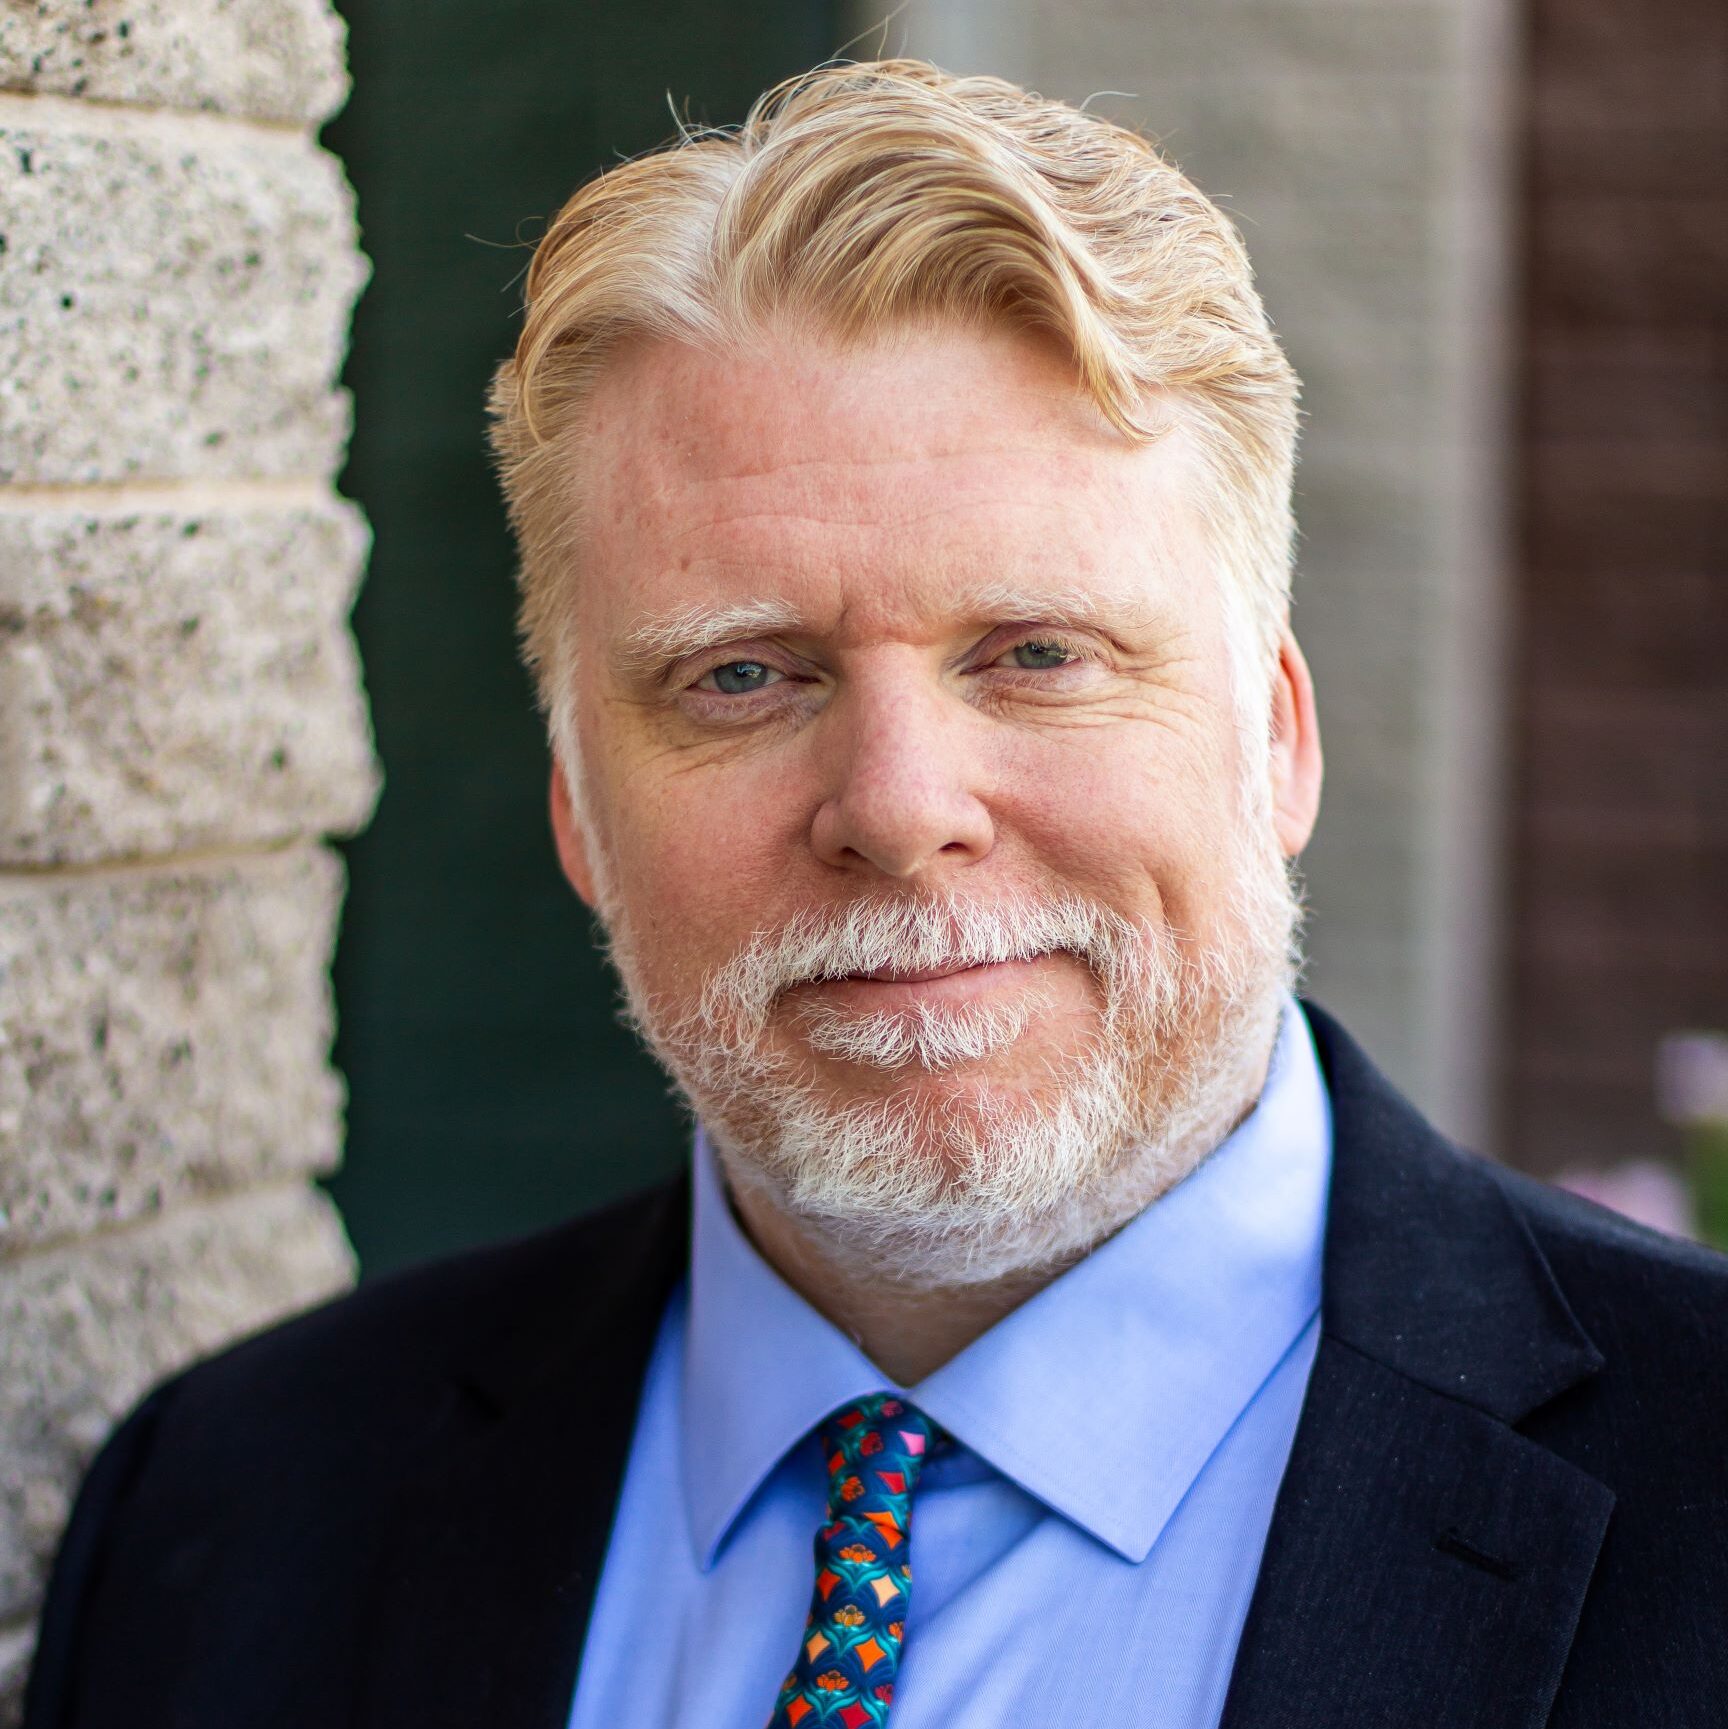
[[681, 999, 1331, 1568], [682, 1130, 887, 1568]]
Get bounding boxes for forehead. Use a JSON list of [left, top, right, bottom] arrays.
[[575, 322, 1209, 635]]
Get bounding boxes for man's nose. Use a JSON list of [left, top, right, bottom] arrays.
[[809, 670, 995, 880]]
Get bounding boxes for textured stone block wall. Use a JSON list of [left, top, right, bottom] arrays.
[[858, 0, 1519, 1143], [0, 4, 374, 1716]]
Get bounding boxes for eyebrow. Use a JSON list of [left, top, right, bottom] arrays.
[[961, 581, 1132, 630], [611, 582, 1160, 680], [613, 598, 806, 680]]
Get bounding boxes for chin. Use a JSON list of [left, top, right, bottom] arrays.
[[697, 995, 1271, 1290], [617, 848, 1301, 1286], [788, 1019, 1093, 1106]]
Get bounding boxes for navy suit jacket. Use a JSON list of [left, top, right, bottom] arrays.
[[23, 1006, 1728, 1726]]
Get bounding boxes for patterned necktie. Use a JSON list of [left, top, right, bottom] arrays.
[[767, 1392, 939, 1728]]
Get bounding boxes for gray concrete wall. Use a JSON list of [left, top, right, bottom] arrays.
[[853, 0, 1519, 1146], [0, 4, 374, 1715]]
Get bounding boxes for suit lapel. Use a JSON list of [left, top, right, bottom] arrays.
[[348, 1010, 1617, 1728], [1220, 1008, 1614, 1728], [1219, 1337, 1613, 1728], [352, 1176, 688, 1729]]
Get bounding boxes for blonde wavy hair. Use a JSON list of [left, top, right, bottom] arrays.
[[488, 58, 1300, 725]]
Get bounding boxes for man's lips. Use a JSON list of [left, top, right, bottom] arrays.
[[847, 960, 997, 985], [787, 954, 1059, 1009]]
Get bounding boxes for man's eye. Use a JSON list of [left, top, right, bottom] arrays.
[[702, 660, 781, 695], [1003, 639, 1078, 670]]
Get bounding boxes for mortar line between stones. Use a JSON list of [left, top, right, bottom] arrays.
[[0, 1175, 345, 1270], [0, 834, 325, 883], [0, 477, 337, 514], [0, 85, 313, 141]]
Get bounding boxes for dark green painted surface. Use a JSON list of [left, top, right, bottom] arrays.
[[323, 3, 843, 1277]]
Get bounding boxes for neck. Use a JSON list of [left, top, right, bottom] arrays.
[[722, 1029, 1279, 1385], [729, 1183, 1066, 1385]]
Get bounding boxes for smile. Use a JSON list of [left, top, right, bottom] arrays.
[[853, 961, 997, 984], [801, 955, 1054, 1008]]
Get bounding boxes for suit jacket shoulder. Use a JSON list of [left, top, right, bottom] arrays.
[[1495, 1154, 1728, 1412], [1487, 1160, 1728, 1725], [23, 1177, 688, 1729], [1221, 1005, 1728, 1729]]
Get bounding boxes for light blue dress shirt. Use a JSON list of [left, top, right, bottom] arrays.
[[568, 1001, 1331, 1729]]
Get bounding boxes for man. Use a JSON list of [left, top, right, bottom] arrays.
[[25, 59, 1728, 1729]]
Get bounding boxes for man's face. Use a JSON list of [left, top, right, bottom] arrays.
[[552, 321, 1320, 1281]]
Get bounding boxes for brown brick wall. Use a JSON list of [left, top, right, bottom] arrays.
[[1505, 0, 1728, 1171]]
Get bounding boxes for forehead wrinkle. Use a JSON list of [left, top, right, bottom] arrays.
[[669, 439, 1112, 507], [661, 436, 1100, 489], [601, 330, 1123, 488], [668, 495, 1059, 544], [654, 459, 1161, 558]]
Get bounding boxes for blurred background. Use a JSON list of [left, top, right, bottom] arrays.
[[322, 0, 1728, 1275]]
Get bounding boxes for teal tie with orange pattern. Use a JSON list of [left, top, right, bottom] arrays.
[[767, 1393, 939, 1728]]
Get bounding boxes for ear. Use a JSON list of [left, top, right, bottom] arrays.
[[1268, 625, 1323, 858], [549, 755, 600, 909]]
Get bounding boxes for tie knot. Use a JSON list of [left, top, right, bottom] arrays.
[[818, 1393, 937, 1518]]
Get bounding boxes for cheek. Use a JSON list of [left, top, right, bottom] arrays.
[[592, 751, 812, 985], [992, 725, 1242, 931]]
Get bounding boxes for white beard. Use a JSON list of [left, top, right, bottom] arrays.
[[596, 801, 1303, 1289]]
